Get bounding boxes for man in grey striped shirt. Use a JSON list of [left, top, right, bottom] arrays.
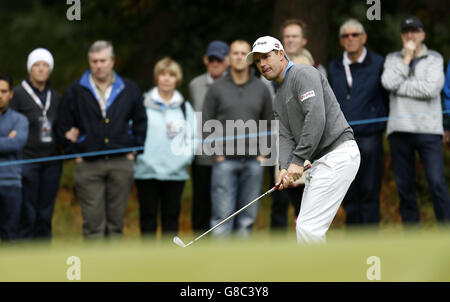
[[247, 36, 360, 244]]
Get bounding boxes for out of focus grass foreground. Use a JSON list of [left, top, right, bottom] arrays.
[[1, 138, 450, 282]]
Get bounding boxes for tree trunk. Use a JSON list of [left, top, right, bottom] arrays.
[[272, 0, 330, 65]]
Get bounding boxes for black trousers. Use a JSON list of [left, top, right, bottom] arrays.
[[19, 161, 62, 239], [135, 179, 185, 235], [269, 166, 304, 229], [191, 163, 212, 232], [343, 133, 383, 225]]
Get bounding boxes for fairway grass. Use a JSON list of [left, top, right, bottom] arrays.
[[1, 228, 449, 282]]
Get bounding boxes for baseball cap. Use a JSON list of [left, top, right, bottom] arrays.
[[246, 36, 284, 64], [401, 16, 424, 32], [205, 41, 229, 61]]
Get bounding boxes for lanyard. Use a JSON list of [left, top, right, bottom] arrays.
[[342, 48, 367, 88], [21, 80, 51, 117]]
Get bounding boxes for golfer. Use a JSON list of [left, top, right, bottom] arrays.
[[247, 36, 360, 244]]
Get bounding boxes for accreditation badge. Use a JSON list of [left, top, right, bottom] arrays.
[[39, 115, 53, 143]]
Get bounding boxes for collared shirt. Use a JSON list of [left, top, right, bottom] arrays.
[[89, 73, 115, 117], [282, 61, 295, 81], [343, 47, 367, 88]]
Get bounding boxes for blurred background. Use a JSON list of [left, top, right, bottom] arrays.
[[0, 0, 449, 238]]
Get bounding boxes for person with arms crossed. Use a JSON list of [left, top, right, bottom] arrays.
[[247, 36, 360, 244], [0, 74, 29, 241]]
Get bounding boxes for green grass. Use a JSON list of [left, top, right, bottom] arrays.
[[1, 228, 450, 282], [2, 138, 449, 282]]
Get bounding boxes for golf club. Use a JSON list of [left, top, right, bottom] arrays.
[[173, 161, 312, 248]]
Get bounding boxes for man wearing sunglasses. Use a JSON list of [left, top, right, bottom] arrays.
[[381, 16, 450, 225], [189, 41, 229, 234], [329, 19, 388, 227]]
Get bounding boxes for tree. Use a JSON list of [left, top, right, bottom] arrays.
[[272, 0, 330, 65]]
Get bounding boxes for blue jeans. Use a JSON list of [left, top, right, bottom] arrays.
[[0, 186, 22, 240], [210, 158, 264, 237], [19, 162, 62, 239], [343, 133, 383, 225], [389, 133, 450, 223]]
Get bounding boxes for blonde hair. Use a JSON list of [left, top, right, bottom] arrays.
[[153, 57, 183, 86]]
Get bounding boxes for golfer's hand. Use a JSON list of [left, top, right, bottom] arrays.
[[276, 169, 291, 191], [287, 163, 304, 183]]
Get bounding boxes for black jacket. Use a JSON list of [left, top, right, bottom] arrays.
[[329, 50, 389, 137], [56, 71, 147, 156], [10, 80, 62, 159]]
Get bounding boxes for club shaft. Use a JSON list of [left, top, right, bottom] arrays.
[[190, 187, 276, 244], [183, 163, 312, 247]]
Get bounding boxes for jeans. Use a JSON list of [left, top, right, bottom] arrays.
[[343, 133, 383, 225], [210, 158, 264, 237], [0, 186, 22, 241], [388, 133, 450, 223], [19, 162, 62, 239]]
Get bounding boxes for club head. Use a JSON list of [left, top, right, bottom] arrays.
[[173, 236, 188, 248]]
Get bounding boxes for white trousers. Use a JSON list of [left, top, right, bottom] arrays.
[[296, 140, 360, 244]]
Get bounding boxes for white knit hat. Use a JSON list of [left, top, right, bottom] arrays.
[[27, 48, 54, 73]]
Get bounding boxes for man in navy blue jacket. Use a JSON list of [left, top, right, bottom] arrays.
[[329, 19, 388, 225], [0, 74, 29, 241], [56, 41, 147, 239]]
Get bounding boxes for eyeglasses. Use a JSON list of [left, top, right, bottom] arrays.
[[340, 33, 362, 39], [208, 56, 224, 63]]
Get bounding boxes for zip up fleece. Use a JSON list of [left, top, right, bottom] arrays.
[[273, 63, 354, 170], [381, 44, 445, 136]]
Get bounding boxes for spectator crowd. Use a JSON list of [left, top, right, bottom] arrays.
[[1, 16, 450, 242]]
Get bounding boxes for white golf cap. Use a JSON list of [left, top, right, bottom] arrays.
[[246, 36, 284, 64]]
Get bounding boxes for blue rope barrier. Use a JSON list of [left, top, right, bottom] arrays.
[[1, 109, 449, 167]]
